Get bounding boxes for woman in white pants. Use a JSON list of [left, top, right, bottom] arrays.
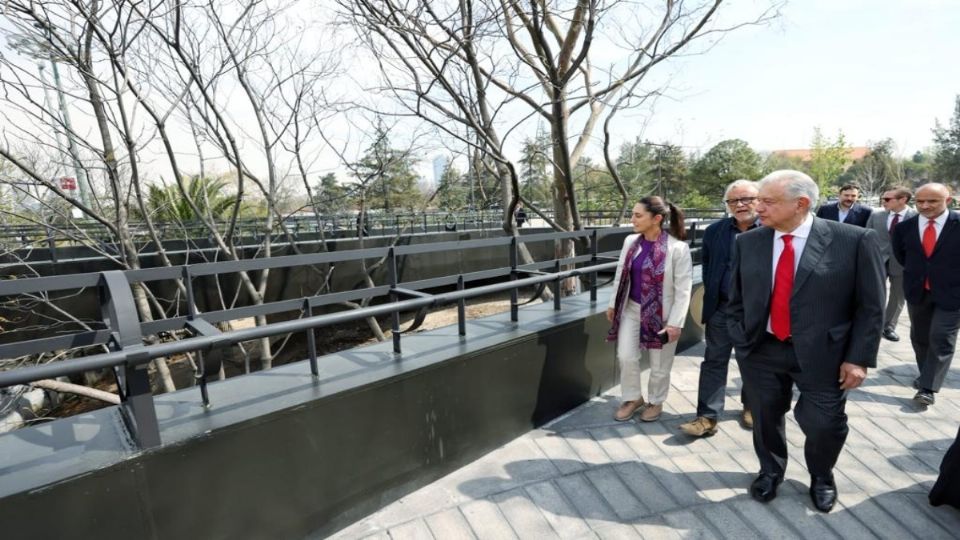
[[606, 196, 693, 422]]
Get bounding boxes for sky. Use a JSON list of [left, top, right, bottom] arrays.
[[626, 0, 960, 156], [2, 0, 959, 190]]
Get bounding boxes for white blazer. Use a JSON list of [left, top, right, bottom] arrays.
[[607, 233, 693, 329]]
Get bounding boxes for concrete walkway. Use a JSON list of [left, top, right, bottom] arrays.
[[332, 315, 960, 539]]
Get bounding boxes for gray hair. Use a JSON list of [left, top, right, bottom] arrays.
[[758, 169, 819, 211], [723, 179, 759, 201]]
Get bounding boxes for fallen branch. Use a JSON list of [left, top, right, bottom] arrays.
[[30, 379, 121, 405]]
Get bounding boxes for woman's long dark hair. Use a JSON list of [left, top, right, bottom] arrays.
[[638, 196, 686, 240]]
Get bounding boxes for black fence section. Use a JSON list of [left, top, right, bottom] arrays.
[[0, 208, 725, 264], [0, 223, 715, 449]]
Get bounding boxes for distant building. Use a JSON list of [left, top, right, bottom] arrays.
[[770, 147, 870, 162]]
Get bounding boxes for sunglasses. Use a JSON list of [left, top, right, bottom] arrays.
[[881, 197, 903, 202], [724, 197, 758, 206]]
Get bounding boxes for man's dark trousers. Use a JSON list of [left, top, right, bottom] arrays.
[[697, 305, 748, 419], [907, 290, 960, 392], [741, 334, 848, 478]]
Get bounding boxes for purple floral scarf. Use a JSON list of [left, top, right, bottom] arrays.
[[606, 231, 668, 349]]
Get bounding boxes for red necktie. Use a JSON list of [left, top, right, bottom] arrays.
[[771, 234, 794, 341], [888, 213, 900, 236], [923, 220, 936, 290]]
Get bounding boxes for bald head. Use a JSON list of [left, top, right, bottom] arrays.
[[915, 183, 953, 220]]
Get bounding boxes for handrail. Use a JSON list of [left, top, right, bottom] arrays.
[[0, 224, 712, 448]]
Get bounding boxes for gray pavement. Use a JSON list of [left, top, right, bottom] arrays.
[[332, 314, 960, 539]]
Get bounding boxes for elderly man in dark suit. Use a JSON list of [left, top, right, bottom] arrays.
[[679, 179, 759, 437], [866, 186, 917, 342], [892, 183, 960, 406], [815, 183, 872, 227], [728, 170, 885, 513]]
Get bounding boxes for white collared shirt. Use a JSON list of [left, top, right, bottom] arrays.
[[838, 208, 850, 223], [767, 213, 814, 334], [918, 210, 948, 242]]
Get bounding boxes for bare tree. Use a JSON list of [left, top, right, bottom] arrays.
[[338, 0, 780, 293], [0, 0, 343, 389]]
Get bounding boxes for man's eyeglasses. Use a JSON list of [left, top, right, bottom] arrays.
[[724, 197, 757, 206]]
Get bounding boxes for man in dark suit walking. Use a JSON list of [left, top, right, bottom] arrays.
[[728, 170, 885, 513], [892, 183, 960, 406], [865, 186, 917, 342], [679, 179, 759, 437], [815, 183, 872, 227]]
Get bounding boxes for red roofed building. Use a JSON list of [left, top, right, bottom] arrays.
[[770, 147, 870, 162]]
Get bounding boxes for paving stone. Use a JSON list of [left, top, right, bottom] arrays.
[[387, 519, 435, 540], [614, 461, 680, 515], [524, 480, 592, 539], [835, 450, 896, 494], [870, 415, 929, 451], [813, 497, 885, 540], [554, 472, 620, 530], [698, 449, 754, 494], [591, 522, 644, 539], [424, 508, 477, 540], [491, 487, 559, 539], [659, 508, 719, 539], [905, 491, 960, 533], [728, 497, 802, 540], [767, 495, 840, 540], [589, 426, 642, 463], [696, 504, 759, 539], [643, 456, 705, 507], [613, 423, 671, 461], [872, 492, 955, 539], [584, 466, 647, 520], [535, 432, 590, 475], [630, 517, 685, 540], [668, 454, 738, 502], [851, 447, 926, 492], [632, 420, 692, 458], [847, 416, 907, 452], [459, 499, 518, 540], [834, 493, 914, 539], [566, 430, 615, 465]]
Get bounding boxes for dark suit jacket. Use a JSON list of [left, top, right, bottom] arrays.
[[727, 217, 885, 380], [816, 202, 872, 227], [891, 211, 960, 310], [700, 217, 756, 324]]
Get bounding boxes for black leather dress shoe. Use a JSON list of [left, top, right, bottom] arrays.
[[810, 474, 837, 512], [882, 329, 900, 341], [750, 473, 783, 503]]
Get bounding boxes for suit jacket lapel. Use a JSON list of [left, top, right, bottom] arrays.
[[793, 217, 831, 296], [933, 211, 960, 256]]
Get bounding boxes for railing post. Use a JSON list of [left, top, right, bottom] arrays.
[[509, 237, 518, 322], [99, 270, 160, 449], [456, 275, 467, 336], [553, 259, 561, 311], [388, 247, 402, 354], [46, 225, 58, 264], [589, 229, 598, 303], [303, 298, 319, 377]]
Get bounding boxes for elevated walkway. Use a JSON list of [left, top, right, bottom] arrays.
[[332, 312, 960, 539]]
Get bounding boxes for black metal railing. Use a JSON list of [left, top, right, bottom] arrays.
[[0, 208, 724, 263], [0, 223, 714, 448]]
